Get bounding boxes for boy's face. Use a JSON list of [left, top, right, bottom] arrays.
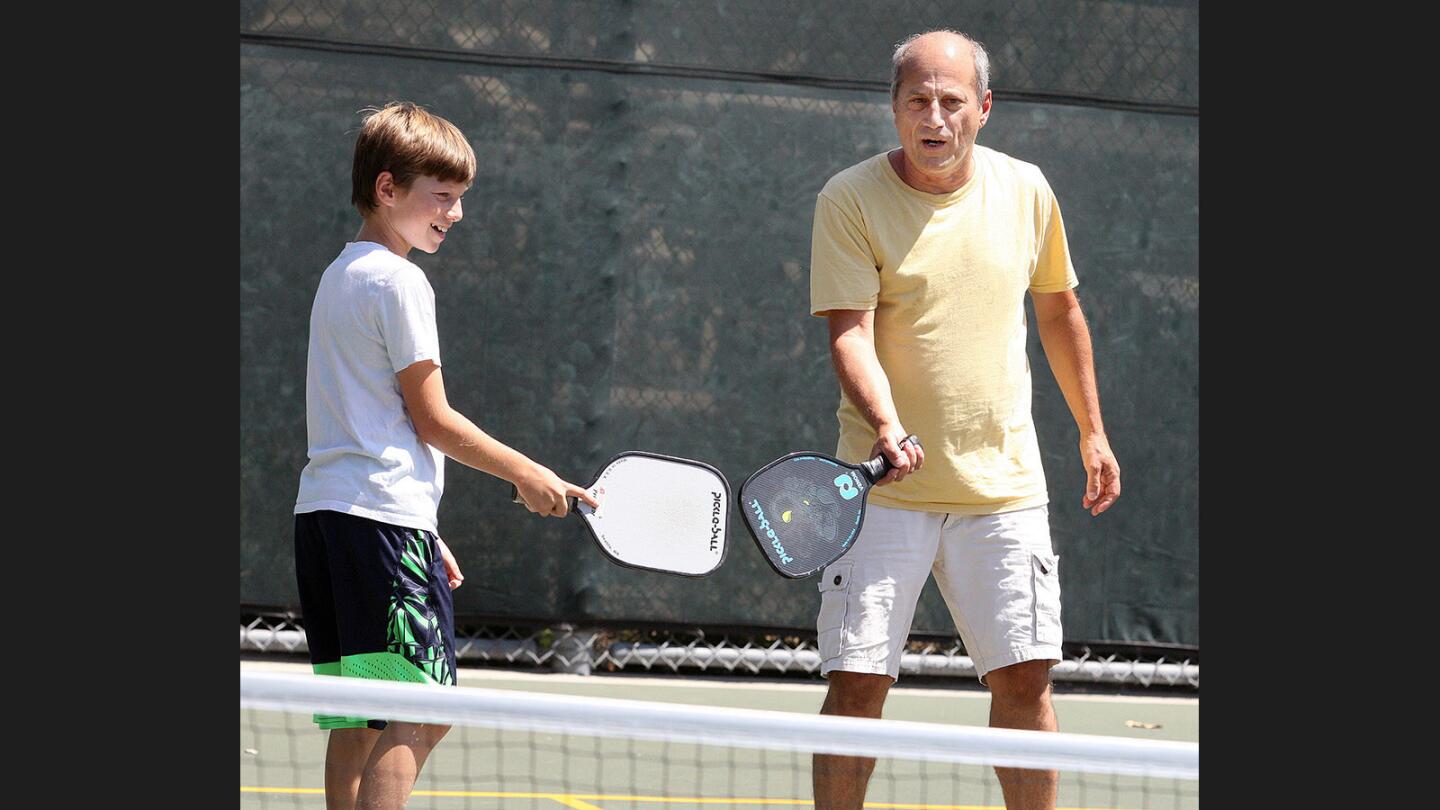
[[386, 175, 469, 255]]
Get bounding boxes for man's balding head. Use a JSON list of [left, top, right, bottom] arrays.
[[890, 30, 990, 103], [885, 29, 993, 193]]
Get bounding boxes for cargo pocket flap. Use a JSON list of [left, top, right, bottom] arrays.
[[1033, 553, 1059, 575], [818, 562, 853, 593]]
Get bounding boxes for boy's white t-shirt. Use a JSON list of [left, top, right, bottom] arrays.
[[294, 241, 446, 533]]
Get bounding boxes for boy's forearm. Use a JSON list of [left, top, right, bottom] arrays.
[[418, 406, 539, 484]]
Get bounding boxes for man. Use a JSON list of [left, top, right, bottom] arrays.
[[807, 30, 1121, 810]]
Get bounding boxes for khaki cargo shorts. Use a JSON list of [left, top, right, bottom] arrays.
[[817, 503, 1061, 682]]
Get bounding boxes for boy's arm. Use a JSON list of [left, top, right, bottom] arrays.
[[396, 360, 599, 517]]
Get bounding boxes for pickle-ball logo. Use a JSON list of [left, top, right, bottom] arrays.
[[748, 498, 792, 564], [710, 492, 723, 551]]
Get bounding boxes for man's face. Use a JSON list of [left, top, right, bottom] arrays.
[[891, 39, 991, 190], [387, 175, 468, 255]]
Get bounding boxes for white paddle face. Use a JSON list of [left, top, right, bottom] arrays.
[[577, 453, 729, 576]]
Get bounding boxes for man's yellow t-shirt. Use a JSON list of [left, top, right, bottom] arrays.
[[809, 145, 1078, 515]]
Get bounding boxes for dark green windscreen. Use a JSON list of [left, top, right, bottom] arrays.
[[241, 1, 1197, 649]]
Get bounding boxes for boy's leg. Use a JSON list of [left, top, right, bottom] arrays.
[[297, 512, 383, 736], [325, 727, 382, 810], [812, 505, 943, 810], [305, 511, 460, 806], [297, 512, 396, 807], [354, 722, 452, 810], [931, 505, 1062, 810]]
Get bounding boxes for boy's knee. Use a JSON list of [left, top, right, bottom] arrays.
[[386, 721, 451, 749], [421, 723, 451, 747]]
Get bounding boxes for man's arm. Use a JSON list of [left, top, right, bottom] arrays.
[[825, 309, 924, 484], [1030, 289, 1120, 516], [395, 360, 599, 517]]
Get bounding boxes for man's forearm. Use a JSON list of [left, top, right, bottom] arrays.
[[1035, 304, 1105, 437], [831, 331, 904, 436]]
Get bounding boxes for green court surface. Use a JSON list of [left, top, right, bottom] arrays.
[[241, 659, 1198, 809]]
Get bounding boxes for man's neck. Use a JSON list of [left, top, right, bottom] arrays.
[[887, 148, 975, 194]]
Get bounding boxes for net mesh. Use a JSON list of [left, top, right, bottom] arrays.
[[241, 671, 1198, 809]]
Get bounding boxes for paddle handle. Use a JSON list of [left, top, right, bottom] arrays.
[[510, 484, 578, 512], [857, 434, 921, 484]]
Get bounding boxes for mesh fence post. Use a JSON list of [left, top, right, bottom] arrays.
[[549, 623, 598, 675]]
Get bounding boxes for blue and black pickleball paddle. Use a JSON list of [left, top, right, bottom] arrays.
[[738, 435, 920, 579]]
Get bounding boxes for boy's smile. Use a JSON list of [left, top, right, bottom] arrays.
[[359, 173, 469, 257]]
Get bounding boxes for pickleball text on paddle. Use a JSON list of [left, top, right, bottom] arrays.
[[739, 435, 920, 578]]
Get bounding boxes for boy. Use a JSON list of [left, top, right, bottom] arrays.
[[293, 101, 598, 810]]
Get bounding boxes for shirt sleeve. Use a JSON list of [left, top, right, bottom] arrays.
[[810, 192, 881, 315], [376, 268, 443, 373], [1029, 180, 1079, 293]]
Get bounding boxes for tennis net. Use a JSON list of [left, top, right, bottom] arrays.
[[241, 671, 1198, 809]]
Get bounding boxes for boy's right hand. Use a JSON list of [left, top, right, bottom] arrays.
[[514, 464, 601, 518]]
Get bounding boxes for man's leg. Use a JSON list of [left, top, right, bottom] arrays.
[[355, 721, 452, 810], [984, 660, 1058, 810], [929, 506, 1063, 810], [325, 727, 382, 810], [813, 672, 893, 810], [812, 506, 940, 810]]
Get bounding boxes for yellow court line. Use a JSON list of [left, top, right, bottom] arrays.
[[240, 787, 1129, 810], [549, 797, 608, 810]]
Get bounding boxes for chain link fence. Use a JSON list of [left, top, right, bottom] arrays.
[[242, 610, 1199, 689], [241, 0, 1197, 110]]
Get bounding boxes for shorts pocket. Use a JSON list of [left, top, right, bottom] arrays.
[[1031, 553, 1063, 646], [816, 562, 854, 661]]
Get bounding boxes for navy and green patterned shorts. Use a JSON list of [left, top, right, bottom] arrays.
[[294, 510, 457, 730]]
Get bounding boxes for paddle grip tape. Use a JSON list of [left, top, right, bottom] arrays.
[[857, 434, 921, 484], [508, 484, 579, 512]]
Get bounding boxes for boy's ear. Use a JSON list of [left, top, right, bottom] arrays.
[[374, 171, 397, 207]]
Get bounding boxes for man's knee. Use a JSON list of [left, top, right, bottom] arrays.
[[821, 671, 893, 718], [985, 660, 1054, 704]]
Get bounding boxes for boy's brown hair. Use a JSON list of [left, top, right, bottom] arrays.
[[351, 102, 476, 214]]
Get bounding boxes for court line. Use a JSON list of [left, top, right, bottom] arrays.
[[548, 796, 607, 810]]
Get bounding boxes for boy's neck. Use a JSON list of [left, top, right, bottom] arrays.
[[354, 217, 410, 258]]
